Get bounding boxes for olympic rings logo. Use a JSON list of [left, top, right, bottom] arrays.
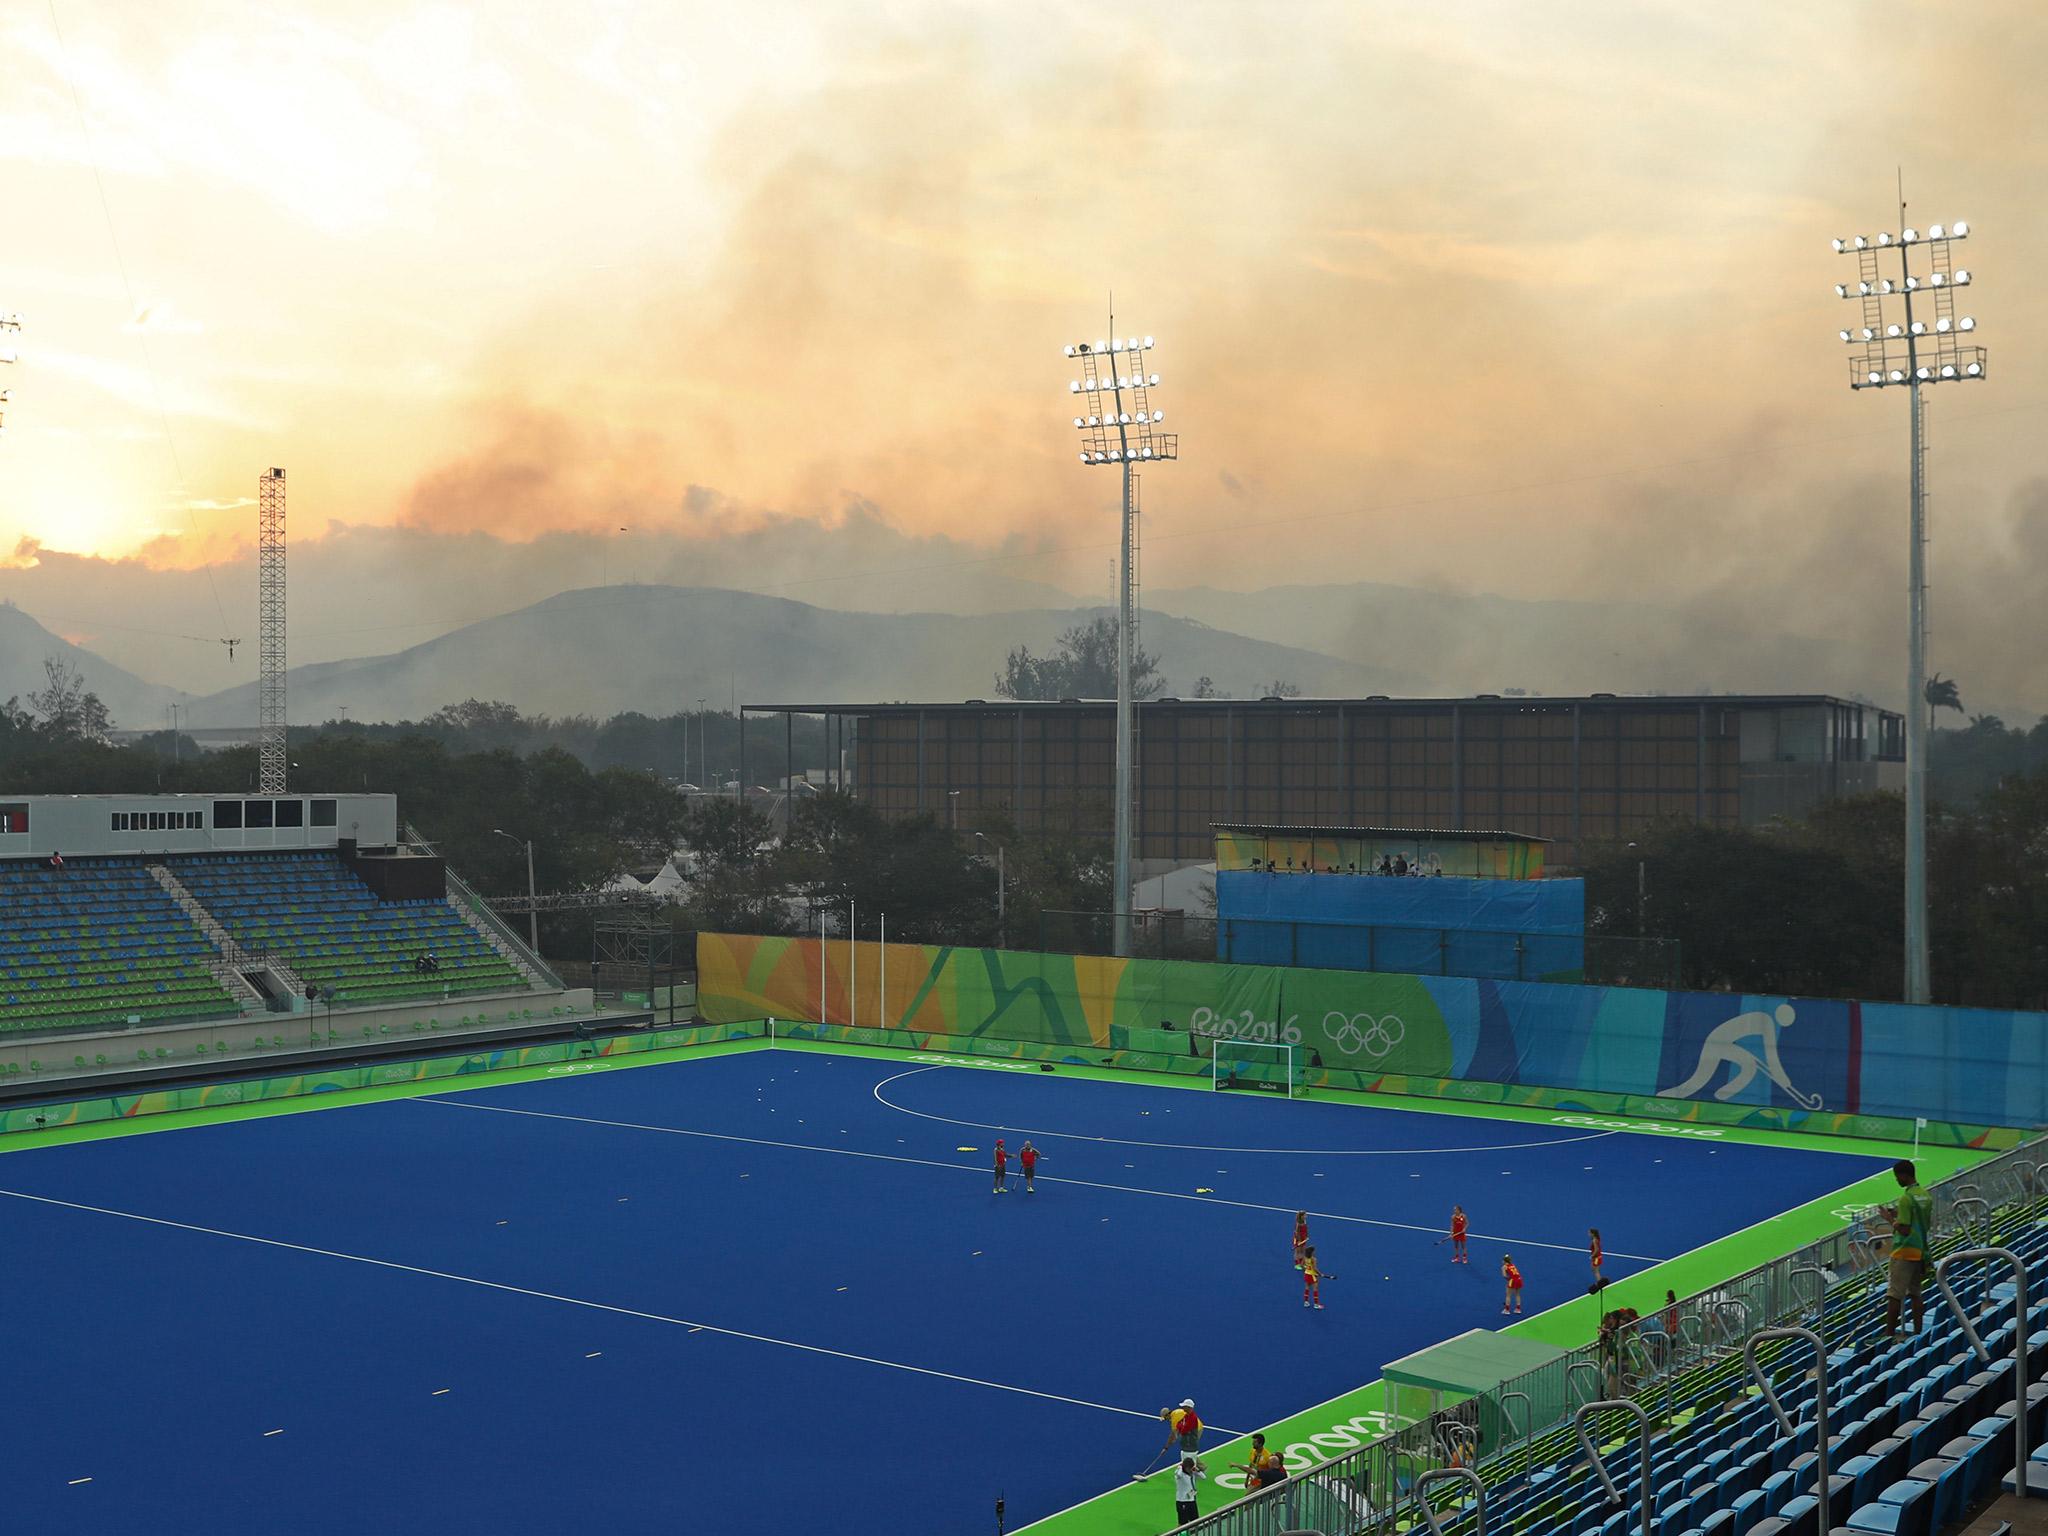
[[1323, 1010, 1405, 1058]]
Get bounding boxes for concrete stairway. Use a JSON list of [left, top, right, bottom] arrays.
[[145, 862, 308, 1003]]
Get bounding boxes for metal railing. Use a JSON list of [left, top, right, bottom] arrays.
[[1157, 1131, 2048, 1536], [405, 822, 568, 991], [1744, 1327, 1829, 1515], [1934, 1246, 2031, 1498], [1573, 1398, 1651, 1536]]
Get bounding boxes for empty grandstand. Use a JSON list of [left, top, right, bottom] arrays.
[[0, 857, 238, 1034], [168, 851, 526, 1007], [0, 793, 594, 1089]]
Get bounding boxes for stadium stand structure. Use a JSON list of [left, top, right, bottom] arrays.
[[166, 851, 529, 1009], [1188, 1149, 2048, 1536], [0, 857, 239, 1035]]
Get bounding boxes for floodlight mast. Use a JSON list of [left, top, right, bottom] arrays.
[[1832, 198, 1985, 1005], [0, 313, 20, 439], [1063, 318, 1179, 956]]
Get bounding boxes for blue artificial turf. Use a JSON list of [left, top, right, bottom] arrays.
[[0, 1045, 1892, 1534]]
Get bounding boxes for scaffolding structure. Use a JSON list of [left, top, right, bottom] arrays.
[[257, 468, 288, 795], [592, 906, 681, 1023]]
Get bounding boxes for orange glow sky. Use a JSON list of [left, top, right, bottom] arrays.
[[1, 0, 2043, 701]]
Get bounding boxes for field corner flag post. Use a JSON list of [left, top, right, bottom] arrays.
[[996, 1491, 1005, 1536], [881, 911, 887, 1032], [1915, 1116, 1927, 1157]]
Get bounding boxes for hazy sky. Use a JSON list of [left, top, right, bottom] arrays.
[[1, 0, 2043, 708]]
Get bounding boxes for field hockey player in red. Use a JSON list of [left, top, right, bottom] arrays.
[[992, 1138, 1008, 1193], [1501, 1253, 1524, 1315], [1293, 1210, 1310, 1270], [1450, 1204, 1469, 1263], [1020, 1140, 1040, 1193], [1589, 1227, 1604, 1283]]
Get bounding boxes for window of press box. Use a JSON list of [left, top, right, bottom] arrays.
[[151, 811, 165, 830], [214, 800, 243, 829], [244, 799, 274, 829], [311, 799, 337, 827], [0, 803, 27, 835], [276, 799, 304, 828]]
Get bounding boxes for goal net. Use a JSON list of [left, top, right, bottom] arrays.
[[1211, 1039, 1298, 1097]]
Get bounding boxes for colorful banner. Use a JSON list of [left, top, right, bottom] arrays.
[[698, 933, 2048, 1134]]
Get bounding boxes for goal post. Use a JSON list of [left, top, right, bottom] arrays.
[[1211, 1038, 1298, 1097]]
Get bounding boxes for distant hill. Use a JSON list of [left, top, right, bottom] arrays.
[[1145, 581, 1887, 704], [179, 586, 1424, 725], [0, 602, 190, 728]]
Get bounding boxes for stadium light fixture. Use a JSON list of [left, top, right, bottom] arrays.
[[0, 313, 19, 434], [1830, 190, 1987, 1006], [1061, 306, 1181, 958]]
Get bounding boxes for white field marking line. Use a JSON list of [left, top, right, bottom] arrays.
[[412, 1096, 1665, 1262], [870, 1065, 1629, 1158], [0, 1187, 1212, 1431]]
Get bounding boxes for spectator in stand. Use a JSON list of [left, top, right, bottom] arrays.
[[47, 849, 63, 870], [1392, 854, 1409, 876]]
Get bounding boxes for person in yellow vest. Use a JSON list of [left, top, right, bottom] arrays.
[[1884, 1159, 1933, 1340]]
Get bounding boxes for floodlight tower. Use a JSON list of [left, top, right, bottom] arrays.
[[1830, 208, 1985, 1004], [257, 468, 288, 795], [1063, 323, 1179, 956], [0, 312, 21, 440]]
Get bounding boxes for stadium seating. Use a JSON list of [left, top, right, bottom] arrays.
[[167, 851, 527, 1007], [0, 857, 238, 1034], [1406, 1211, 2048, 1536]]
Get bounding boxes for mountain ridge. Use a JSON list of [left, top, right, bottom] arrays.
[[176, 585, 1422, 725]]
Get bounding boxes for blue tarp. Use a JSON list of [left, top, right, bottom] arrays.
[[1215, 872, 1586, 980], [1216, 871, 1585, 933]]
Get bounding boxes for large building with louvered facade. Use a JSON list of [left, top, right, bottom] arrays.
[[743, 694, 1904, 870]]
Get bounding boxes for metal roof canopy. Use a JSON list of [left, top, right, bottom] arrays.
[[1216, 822, 1551, 845], [743, 692, 1884, 715], [1382, 1328, 1569, 1400]]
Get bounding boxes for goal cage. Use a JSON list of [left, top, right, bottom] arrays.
[[1211, 1039, 1300, 1097]]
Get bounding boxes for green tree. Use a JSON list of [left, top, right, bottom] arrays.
[[996, 617, 1163, 701], [27, 658, 113, 743]]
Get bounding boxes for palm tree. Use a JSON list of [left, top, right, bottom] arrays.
[[1925, 674, 1963, 733]]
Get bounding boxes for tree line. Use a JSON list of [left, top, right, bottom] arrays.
[[1580, 768, 2048, 1010]]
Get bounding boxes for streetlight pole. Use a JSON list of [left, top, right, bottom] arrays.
[[976, 832, 1006, 946], [1063, 317, 1178, 957], [1830, 204, 1984, 1004], [492, 828, 539, 952]]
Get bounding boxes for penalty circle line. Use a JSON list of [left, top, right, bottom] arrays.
[[872, 1065, 1627, 1158]]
